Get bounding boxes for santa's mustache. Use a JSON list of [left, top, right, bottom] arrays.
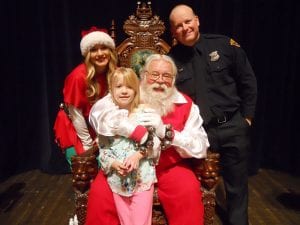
[[150, 83, 168, 91]]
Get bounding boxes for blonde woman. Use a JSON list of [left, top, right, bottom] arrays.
[[54, 26, 117, 166]]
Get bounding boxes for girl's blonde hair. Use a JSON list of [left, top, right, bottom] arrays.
[[85, 49, 118, 104], [108, 67, 140, 112]]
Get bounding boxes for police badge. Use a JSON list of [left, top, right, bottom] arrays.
[[209, 51, 220, 61]]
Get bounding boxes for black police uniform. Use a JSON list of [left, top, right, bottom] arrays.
[[169, 34, 257, 225]]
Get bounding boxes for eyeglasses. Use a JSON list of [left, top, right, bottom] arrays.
[[146, 71, 174, 82]]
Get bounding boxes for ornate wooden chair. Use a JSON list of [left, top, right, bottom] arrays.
[[71, 2, 220, 225], [115, 1, 170, 75]]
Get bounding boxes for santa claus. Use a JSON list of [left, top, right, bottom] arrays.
[[86, 54, 209, 225]]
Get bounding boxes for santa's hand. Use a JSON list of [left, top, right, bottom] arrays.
[[139, 112, 165, 138], [130, 107, 155, 123]]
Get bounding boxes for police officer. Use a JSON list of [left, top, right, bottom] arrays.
[[168, 4, 257, 225]]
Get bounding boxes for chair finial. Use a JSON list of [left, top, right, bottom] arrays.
[[136, 1, 152, 20]]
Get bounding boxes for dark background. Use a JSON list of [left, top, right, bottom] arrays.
[[1, 0, 299, 180]]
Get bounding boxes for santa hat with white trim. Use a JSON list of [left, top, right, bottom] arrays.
[[80, 26, 115, 56]]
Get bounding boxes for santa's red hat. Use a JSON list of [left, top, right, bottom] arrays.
[[80, 26, 115, 56]]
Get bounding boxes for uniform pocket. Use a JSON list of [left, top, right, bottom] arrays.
[[176, 68, 196, 100], [208, 59, 234, 86]]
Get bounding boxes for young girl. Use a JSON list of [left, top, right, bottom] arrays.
[[53, 26, 117, 165], [99, 67, 159, 225]]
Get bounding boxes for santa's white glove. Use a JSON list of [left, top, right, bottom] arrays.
[[139, 111, 165, 139], [112, 118, 136, 138]]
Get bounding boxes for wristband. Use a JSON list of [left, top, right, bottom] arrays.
[[161, 124, 174, 150], [135, 126, 155, 157]]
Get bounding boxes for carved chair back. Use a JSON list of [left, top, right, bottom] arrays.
[[115, 1, 170, 75]]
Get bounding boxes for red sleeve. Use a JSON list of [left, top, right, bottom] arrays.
[[129, 125, 148, 143], [63, 64, 91, 117]]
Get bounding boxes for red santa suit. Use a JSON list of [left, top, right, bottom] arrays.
[[53, 63, 107, 154], [86, 89, 209, 225]]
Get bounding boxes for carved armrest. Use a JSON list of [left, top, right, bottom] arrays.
[[71, 149, 99, 225], [192, 151, 220, 190], [71, 147, 99, 193], [77, 145, 99, 158], [191, 151, 221, 225]]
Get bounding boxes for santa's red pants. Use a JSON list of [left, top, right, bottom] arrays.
[[85, 162, 204, 225]]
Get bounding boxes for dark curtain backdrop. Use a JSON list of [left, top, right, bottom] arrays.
[[1, 0, 299, 180]]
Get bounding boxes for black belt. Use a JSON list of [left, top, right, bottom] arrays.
[[206, 111, 237, 127]]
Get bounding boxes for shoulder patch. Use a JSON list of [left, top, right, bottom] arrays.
[[230, 38, 240, 47]]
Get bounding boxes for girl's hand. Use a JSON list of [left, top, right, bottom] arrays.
[[123, 152, 144, 172], [111, 160, 128, 176]]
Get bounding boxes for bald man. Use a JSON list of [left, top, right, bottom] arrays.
[[168, 4, 257, 225]]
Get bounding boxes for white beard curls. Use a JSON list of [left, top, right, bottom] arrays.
[[140, 80, 175, 116]]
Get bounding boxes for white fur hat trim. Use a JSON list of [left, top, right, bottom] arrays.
[[80, 31, 115, 56]]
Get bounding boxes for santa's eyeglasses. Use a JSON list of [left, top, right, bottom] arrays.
[[145, 71, 174, 82]]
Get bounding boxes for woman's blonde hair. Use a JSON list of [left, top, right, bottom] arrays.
[[108, 67, 140, 112], [85, 48, 118, 104]]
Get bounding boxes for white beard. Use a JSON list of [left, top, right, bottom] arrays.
[[140, 80, 176, 116]]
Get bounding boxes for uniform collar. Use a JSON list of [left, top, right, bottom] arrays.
[[194, 35, 205, 55]]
